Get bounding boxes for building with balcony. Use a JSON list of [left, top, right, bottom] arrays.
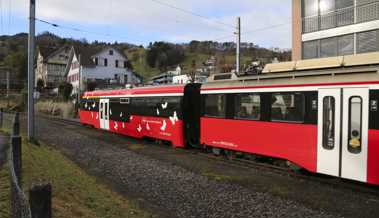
[[292, 0, 379, 60], [35, 46, 71, 89]]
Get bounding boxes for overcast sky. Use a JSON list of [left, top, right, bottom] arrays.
[[0, 0, 291, 48]]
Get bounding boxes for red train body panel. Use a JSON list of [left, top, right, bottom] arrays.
[[200, 118, 318, 172], [368, 130, 379, 185]]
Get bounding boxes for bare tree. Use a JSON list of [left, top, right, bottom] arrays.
[[187, 60, 196, 83]]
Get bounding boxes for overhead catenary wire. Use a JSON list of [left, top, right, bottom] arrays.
[[211, 19, 291, 42], [34, 8, 294, 46], [150, 0, 235, 29], [35, 18, 146, 44]]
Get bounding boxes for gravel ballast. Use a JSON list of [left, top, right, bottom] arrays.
[[8, 115, 340, 218]]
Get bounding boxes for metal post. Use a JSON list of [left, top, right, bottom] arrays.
[[78, 54, 81, 104], [236, 17, 241, 74], [0, 108, 3, 129], [12, 113, 22, 185], [28, 0, 36, 140], [6, 71, 10, 98], [13, 112, 20, 136], [30, 183, 52, 218]]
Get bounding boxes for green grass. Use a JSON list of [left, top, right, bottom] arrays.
[[125, 48, 160, 80], [0, 163, 11, 217], [0, 130, 153, 218]]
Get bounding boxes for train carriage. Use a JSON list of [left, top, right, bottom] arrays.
[[199, 53, 379, 185], [80, 85, 191, 147], [80, 52, 379, 185]]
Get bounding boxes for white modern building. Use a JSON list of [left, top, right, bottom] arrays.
[[65, 46, 142, 95], [293, 0, 379, 60]]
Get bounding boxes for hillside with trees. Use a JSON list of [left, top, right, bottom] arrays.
[[0, 32, 291, 84]]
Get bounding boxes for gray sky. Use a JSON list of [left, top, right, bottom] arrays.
[[2, 0, 292, 48]]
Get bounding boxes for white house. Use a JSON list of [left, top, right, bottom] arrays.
[[65, 46, 142, 95]]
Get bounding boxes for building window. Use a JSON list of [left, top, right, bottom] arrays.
[[320, 37, 338, 57], [319, 0, 336, 30], [204, 94, 226, 118], [357, 29, 379, 53], [95, 57, 98, 65], [109, 50, 113, 55], [124, 61, 128, 68], [337, 34, 354, 55], [234, 94, 261, 120], [303, 40, 319, 59], [271, 93, 305, 123], [115, 60, 119, 68], [302, 0, 319, 17], [319, 0, 335, 14], [104, 58, 108, 66]]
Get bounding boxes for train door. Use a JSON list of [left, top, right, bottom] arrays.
[[317, 89, 341, 177], [99, 99, 110, 130], [341, 88, 369, 182], [317, 88, 369, 182]]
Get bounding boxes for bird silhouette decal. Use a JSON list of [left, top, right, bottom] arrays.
[[161, 102, 168, 109], [161, 120, 167, 131], [137, 124, 142, 132]]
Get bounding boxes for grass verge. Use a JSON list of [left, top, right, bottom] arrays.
[[0, 131, 153, 218]]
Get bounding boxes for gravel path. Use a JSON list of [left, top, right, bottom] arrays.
[[21, 116, 340, 218]]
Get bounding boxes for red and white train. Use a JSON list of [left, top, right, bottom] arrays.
[[80, 53, 379, 185]]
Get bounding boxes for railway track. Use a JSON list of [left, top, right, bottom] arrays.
[[32, 115, 379, 198]]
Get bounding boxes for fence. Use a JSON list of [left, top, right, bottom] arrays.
[[303, 1, 379, 33], [0, 111, 52, 218]]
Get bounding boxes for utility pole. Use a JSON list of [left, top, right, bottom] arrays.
[[27, 0, 36, 140], [6, 71, 9, 98], [78, 54, 82, 105], [235, 17, 241, 74]]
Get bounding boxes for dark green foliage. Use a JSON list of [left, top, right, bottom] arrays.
[[58, 82, 73, 101], [146, 42, 185, 71], [36, 79, 45, 92], [86, 81, 97, 91], [3, 50, 27, 81]]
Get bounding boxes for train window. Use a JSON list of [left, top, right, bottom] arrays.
[[323, 96, 335, 150], [271, 93, 305, 122], [348, 96, 362, 154], [204, 94, 226, 118], [104, 103, 108, 119], [100, 103, 103, 119], [234, 94, 261, 120], [120, 98, 130, 104], [160, 97, 181, 117]]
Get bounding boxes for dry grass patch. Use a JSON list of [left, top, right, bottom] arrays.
[[22, 141, 153, 218]]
